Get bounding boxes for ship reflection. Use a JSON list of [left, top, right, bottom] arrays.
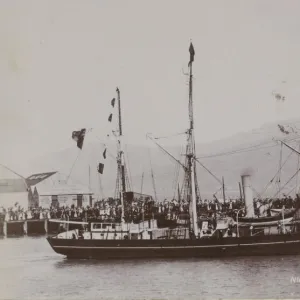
[[54, 257, 201, 268], [54, 254, 300, 273]]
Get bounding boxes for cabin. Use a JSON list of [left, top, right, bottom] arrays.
[[26, 171, 93, 209]]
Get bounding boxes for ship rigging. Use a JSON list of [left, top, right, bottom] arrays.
[[47, 42, 300, 260]]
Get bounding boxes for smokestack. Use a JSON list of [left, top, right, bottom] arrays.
[[241, 175, 254, 218]]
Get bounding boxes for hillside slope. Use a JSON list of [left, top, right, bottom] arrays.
[[24, 118, 300, 200]]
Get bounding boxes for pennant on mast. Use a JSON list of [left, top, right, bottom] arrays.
[[111, 98, 115, 107], [103, 148, 107, 159], [188, 42, 195, 66], [97, 163, 104, 174], [72, 128, 86, 150]]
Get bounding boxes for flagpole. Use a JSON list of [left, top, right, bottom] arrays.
[[88, 165, 91, 192], [117, 87, 126, 222], [222, 177, 226, 204], [187, 41, 199, 238]]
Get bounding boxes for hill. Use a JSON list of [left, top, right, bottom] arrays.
[[23, 118, 300, 201]]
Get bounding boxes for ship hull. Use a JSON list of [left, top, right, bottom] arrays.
[[47, 233, 300, 259]]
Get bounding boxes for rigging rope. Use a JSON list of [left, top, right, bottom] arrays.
[[250, 185, 261, 198], [93, 134, 116, 161], [271, 168, 300, 199], [154, 131, 187, 140], [0, 164, 29, 192], [198, 134, 300, 159], [148, 147, 158, 202], [147, 134, 186, 170], [198, 143, 277, 159], [98, 173, 105, 199], [258, 150, 294, 198], [172, 146, 184, 199], [195, 158, 222, 186], [124, 144, 133, 190], [277, 142, 283, 196], [285, 185, 297, 197], [66, 150, 81, 183], [295, 144, 300, 196]]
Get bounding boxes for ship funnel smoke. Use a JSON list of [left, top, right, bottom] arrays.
[[241, 167, 255, 177]]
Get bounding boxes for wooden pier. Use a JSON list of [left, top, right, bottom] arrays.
[[0, 219, 60, 236]]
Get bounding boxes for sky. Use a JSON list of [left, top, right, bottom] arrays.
[[1, 0, 300, 172]]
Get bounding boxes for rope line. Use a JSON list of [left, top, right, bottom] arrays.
[[272, 168, 300, 199], [258, 150, 294, 198], [66, 150, 81, 183]]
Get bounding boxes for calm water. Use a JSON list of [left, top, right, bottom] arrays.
[[0, 236, 300, 299]]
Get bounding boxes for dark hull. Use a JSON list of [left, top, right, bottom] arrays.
[[47, 233, 300, 259]]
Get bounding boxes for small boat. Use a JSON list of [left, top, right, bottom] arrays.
[[233, 203, 300, 227]]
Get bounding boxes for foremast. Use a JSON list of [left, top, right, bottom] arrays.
[[114, 87, 130, 222], [181, 42, 199, 237]]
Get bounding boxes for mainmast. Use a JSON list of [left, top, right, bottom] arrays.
[[181, 42, 199, 237], [115, 87, 130, 221]]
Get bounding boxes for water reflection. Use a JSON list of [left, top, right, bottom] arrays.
[[0, 236, 299, 299]]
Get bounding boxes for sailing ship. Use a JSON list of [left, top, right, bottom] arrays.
[[47, 42, 300, 259]]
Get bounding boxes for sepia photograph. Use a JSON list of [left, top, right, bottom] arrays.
[[0, 0, 300, 299]]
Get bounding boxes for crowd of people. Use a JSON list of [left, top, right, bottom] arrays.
[[0, 195, 298, 224]]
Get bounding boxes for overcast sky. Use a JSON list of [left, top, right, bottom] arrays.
[[1, 0, 300, 171]]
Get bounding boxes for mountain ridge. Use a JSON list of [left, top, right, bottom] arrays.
[[17, 118, 300, 200]]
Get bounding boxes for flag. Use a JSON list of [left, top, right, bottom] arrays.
[[103, 148, 107, 159], [278, 124, 289, 135], [97, 163, 104, 174], [72, 128, 86, 149], [111, 98, 115, 107], [108, 113, 113, 122], [189, 42, 195, 66]]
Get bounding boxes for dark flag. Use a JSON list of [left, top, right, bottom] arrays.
[[278, 124, 289, 135], [103, 148, 107, 159], [188, 42, 195, 66], [108, 113, 113, 122], [72, 128, 86, 149], [97, 163, 104, 174], [111, 98, 115, 107]]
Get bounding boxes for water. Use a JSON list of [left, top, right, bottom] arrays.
[[0, 236, 300, 299]]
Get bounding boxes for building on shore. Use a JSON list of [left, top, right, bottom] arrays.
[[26, 171, 93, 209], [0, 164, 94, 209]]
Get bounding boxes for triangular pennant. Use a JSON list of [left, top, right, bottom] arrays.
[[111, 98, 115, 107], [108, 113, 113, 122], [188, 42, 195, 66], [97, 163, 104, 174]]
